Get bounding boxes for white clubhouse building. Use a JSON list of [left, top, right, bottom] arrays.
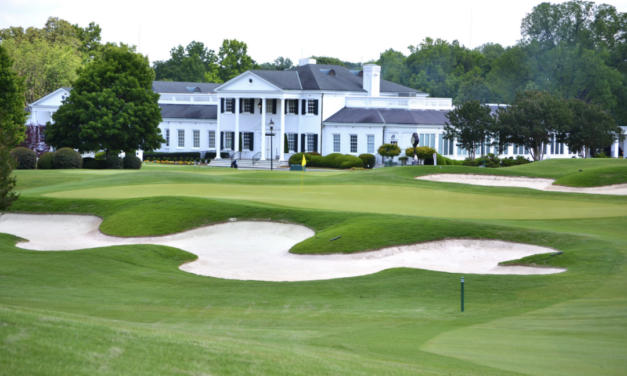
[[28, 58, 626, 164]]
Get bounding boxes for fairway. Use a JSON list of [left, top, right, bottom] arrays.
[[3, 160, 627, 376], [46, 182, 627, 219]]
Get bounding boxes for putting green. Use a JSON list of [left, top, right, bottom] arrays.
[[45, 183, 627, 219]]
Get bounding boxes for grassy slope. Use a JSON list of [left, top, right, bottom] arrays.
[[3, 162, 627, 375], [554, 166, 627, 187]]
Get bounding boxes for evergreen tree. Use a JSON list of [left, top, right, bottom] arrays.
[[0, 45, 27, 210]]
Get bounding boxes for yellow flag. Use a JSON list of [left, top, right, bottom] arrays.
[[301, 154, 307, 166]]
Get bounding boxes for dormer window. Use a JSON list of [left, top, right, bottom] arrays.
[[328, 69, 336, 77]]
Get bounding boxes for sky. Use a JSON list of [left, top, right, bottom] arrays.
[[2, 0, 627, 65]]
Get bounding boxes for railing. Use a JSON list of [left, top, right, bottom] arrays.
[[158, 94, 218, 104], [252, 152, 261, 165], [345, 96, 453, 110]]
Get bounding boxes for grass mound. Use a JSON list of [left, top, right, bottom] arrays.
[[554, 166, 627, 187]]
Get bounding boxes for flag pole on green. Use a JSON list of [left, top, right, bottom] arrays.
[[301, 154, 306, 193]]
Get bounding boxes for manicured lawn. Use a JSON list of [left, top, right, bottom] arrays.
[[2, 159, 627, 375], [554, 166, 627, 187]]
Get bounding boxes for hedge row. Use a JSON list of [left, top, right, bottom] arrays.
[[11, 147, 37, 169], [143, 152, 201, 160], [289, 153, 364, 169], [82, 155, 142, 170]]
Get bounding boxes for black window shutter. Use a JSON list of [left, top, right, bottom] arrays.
[[314, 100, 319, 115], [301, 134, 306, 153], [249, 132, 254, 151], [230, 132, 235, 150], [221, 132, 225, 150], [302, 100, 306, 115], [294, 133, 298, 152], [230, 99, 235, 112], [221, 98, 225, 113], [295, 100, 299, 115], [272, 99, 277, 114], [285, 100, 288, 114], [239, 98, 243, 113], [313, 134, 318, 152]]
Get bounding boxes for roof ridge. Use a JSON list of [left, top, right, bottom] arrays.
[[305, 65, 322, 90], [376, 108, 386, 124]]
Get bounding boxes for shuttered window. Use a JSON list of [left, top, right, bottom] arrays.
[[288, 134, 297, 152], [243, 133, 251, 150], [225, 99, 234, 113], [165, 129, 170, 147], [225, 132, 233, 150], [193, 130, 200, 148], [288, 100, 297, 114], [307, 134, 315, 152]]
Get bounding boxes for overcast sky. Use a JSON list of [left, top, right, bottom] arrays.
[[2, 0, 626, 65]]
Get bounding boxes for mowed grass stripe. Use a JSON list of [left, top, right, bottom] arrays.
[[45, 183, 627, 219]]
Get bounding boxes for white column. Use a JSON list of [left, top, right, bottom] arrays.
[[234, 97, 240, 154], [297, 99, 303, 151], [261, 98, 266, 161], [623, 138, 627, 158], [280, 99, 285, 161], [612, 139, 619, 158], [215, 99, 221, 159]]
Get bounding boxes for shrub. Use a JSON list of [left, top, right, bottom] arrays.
[[37, 152, 54, 169], [143, 152, 201, 160], [53, 148, 82, 169], [358, 153, 376, 169], [11, 147, 37, 169], [289, 152, 363, 169], [95, 151, 106, 160], [593, 152, 609, 158], [123, 155, 142, 169], [378, 144, 401, 161], [82, 157, 106, 169], [106, 156, 124, 169]]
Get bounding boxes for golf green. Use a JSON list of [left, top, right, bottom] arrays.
[[46, 183, 627, 219]]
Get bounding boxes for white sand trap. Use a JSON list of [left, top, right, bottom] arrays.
[[0, 213, 564, 281], [416, 173, 627, 195]]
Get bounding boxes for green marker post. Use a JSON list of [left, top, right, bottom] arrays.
[[461, 276, 465, 312]]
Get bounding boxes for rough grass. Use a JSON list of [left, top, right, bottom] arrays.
[[554, 166, 627, 187]]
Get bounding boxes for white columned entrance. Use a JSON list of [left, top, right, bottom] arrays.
[[215, 98, 222, 159], [280, 98, 285, 161], [261, 98, 266, 161], [234, 97, 240, 153]]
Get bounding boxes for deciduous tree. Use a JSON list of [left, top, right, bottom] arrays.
[[443, 100, 494, 160], [563, 99, 623, 157], [45, 44, 164, 158]]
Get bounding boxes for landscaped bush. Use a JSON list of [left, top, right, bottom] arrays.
[[82, 157, 102, 169], [106, 155, 124, 169], [144, 152, 201, 161], [406, 146, 437, 159], [288, 153, 363, 169], [123, 155, 142, 169], [10, 147, 37, 169], [358, 154, 376, 169], [37, 152, 54, 169], [461, 153, 531, 168], [53, 148, 82, 169]]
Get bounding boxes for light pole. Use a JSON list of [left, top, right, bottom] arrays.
[[269, 119, 274, 171], [461, 276, 465, 312]]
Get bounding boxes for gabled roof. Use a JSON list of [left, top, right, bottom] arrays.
[[29, 87, 72, 106], [152, 81, 220, 94], [160, 104, 217, 120], [325, 108, 449, 125], [288, 64, 422, 94], [248, 71, 302, 90]]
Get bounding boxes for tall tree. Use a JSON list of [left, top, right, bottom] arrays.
[[496, 91, 572, 161], [217, 39, 254, 82], [377, 49, 407, 84], [0, 45, 27, 210], [154, 41, 220, 83], [443, 100, 494, 160], [45, 45, 164, 158], [563, 99, 623, 157], [258, 57, 294, 71]]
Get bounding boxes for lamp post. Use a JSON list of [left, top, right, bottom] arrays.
[[461, 276, 465, 312], [269, 119, 274, 171]]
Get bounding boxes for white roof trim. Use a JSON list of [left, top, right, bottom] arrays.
[[214, 71, 283, 92], [29, 87, 71, 107]]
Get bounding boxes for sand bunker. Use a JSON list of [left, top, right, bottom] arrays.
[[0, 213, 564, 281], [416, 173, 627, 195]]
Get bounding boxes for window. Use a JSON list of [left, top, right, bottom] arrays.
[[288, 133, 296, 152], [225, 99, 234, 113], [350, 135, 358, 153], [165, 129, 170, 147], [391, 140, 398, 145], [307, 134, 315, 152], [266, 100, 273, 114], [243, 99, 252, 113], [193, 130, 200, 148], [288, 100, 297, 114], [225, 132, 233, 150], [307, 100, 315, 114], [178, 130, 185, 148], [333, 134, 341, 153], [243, 133, 251, 150], [208, 131, 215, 149], [367, 135, 374, 154]]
